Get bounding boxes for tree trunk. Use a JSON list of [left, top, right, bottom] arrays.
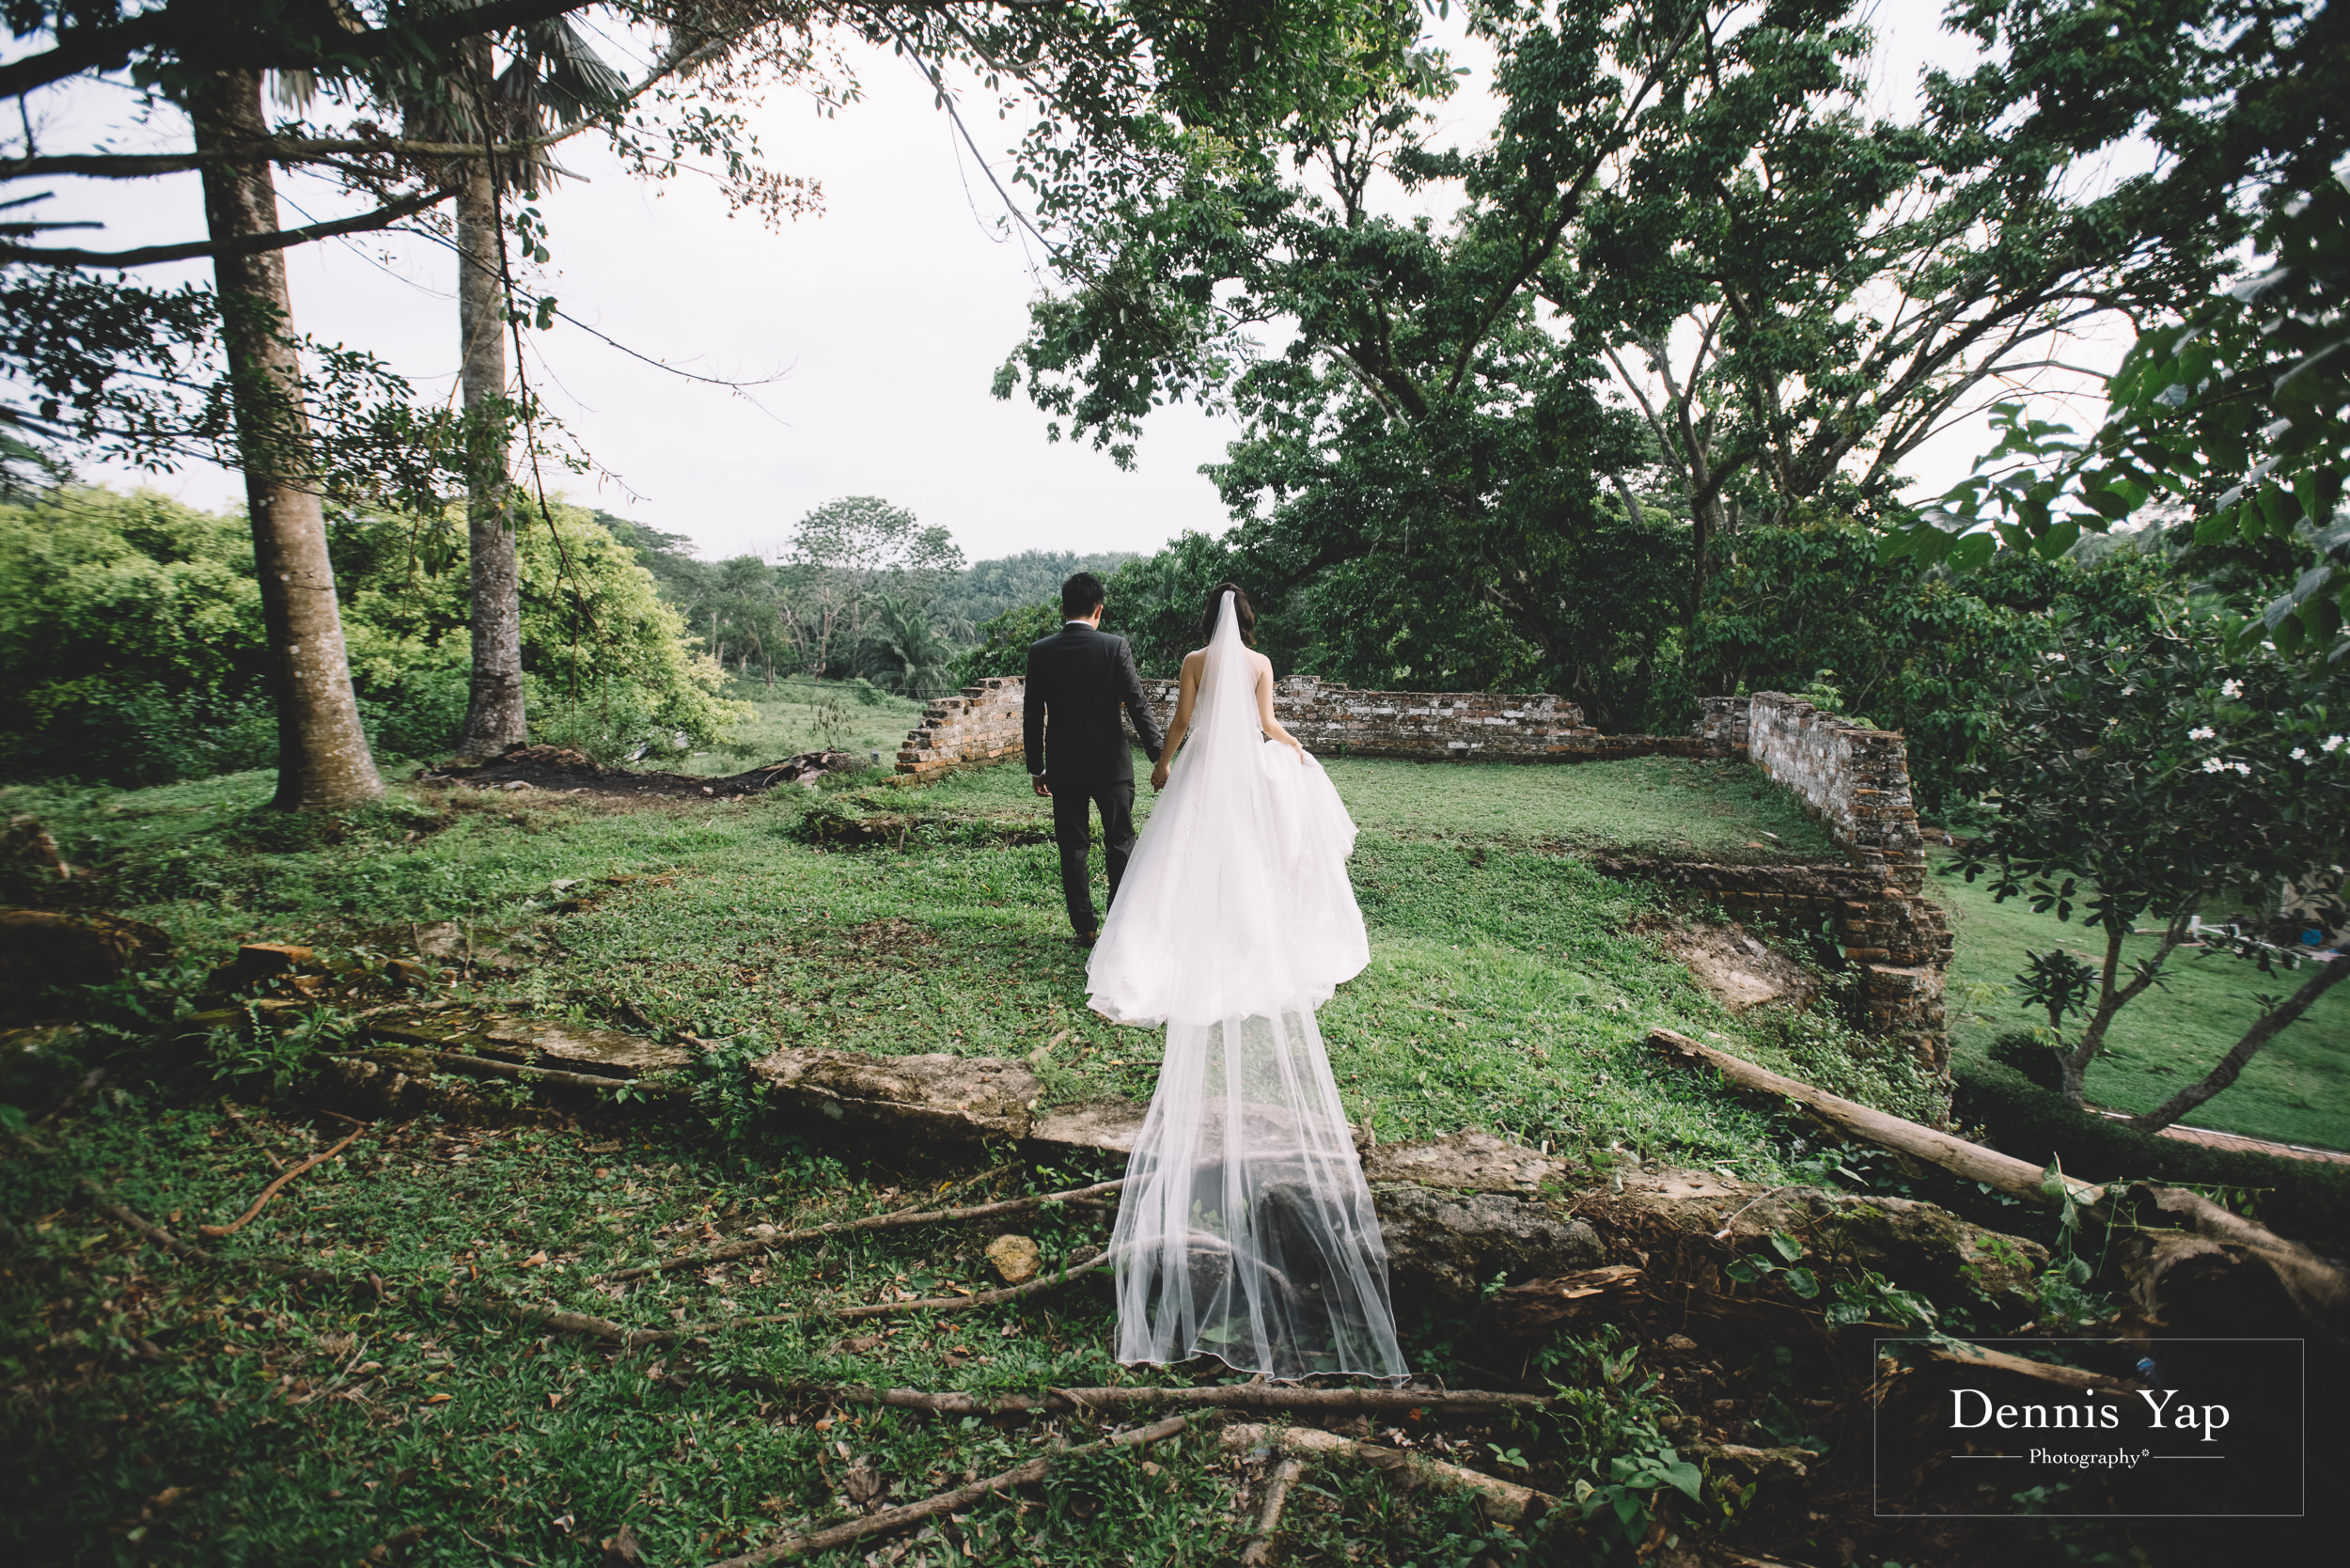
[[2130, 956, 2350, 1133], [450, 61, 526, 761], [2058, 922, 2178, 1109], [192, 71, 383, 812]]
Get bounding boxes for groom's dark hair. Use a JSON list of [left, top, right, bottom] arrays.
[[1199, 582, 1257, 646], [1060, 572, 1107, 618]]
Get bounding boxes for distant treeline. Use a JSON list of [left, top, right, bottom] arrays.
[[598, 510, 1135, 700]]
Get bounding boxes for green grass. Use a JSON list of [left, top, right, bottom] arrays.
[[3, 754, 1919, 1165], [1933, 851, 2350, 1152], [680, 676, 927, 776], [0, 1101, 1560, 1565], [1321, 754, 1839, 861], [0, 753, 2189, 1566], [915, 751, 1842, 864]]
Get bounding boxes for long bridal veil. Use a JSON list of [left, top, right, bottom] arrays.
[[1086, 592, 1406, 1380]]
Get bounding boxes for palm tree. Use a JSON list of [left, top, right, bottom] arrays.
[[405, 20, 625, 760], [857, 593, 958, 699]]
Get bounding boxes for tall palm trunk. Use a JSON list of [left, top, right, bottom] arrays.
[[192, 70, 384, 811], [452, 123, 526, 760]]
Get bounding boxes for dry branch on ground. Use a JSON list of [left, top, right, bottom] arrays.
[[603, 1175, 1121, 1284], [701, 1415, 1196, 1567], [1218, 1422, 1557, 1526]]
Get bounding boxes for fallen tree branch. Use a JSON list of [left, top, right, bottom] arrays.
[[1219, 1422, 1557, 1527], [420, 1050, 681, 1098], [1239, 1454, 1308, 1566], [505, 1251, 1113, 1347], [1647, 1027, 2106, 1207], [1649, 1027, 2350, 1345], [218, 1095, 287, 1169], [602, 1177, 1124, 1284], [824, 1251, 1109, 1322], [34, 1068, 105, 1130], [738, 1381, 1550, 1422], [1491, 1265, 1645, 1337], [704, 1414, 1196, 1567], [199, 1122, 369, 1238], [1923, 1341, 2127, 1392]]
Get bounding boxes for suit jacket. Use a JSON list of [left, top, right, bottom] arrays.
[[1025, 620, 1164, 785]]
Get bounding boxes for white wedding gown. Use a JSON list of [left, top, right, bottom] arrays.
[[1086, 592, 1408, 1380]]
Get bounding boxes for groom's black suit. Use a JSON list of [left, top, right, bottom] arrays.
[[1026, 619, 1165, 934]]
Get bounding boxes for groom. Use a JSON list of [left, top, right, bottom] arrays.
[[1025, 572, 1165, 945]]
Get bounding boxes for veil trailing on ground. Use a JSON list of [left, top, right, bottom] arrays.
[[1087, 591, 1406, 1380]]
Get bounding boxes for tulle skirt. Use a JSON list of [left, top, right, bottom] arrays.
[[1088, 737, 1406, 1380]]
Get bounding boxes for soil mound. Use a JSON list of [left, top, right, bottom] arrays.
[[417, 746, 865, 802]]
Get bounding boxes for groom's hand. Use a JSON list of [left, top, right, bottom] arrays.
[[1032, 775, 1052, 797]]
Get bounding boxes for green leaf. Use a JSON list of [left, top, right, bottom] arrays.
[[1768, 1231, 1803, 1262], [2081, 486, 2137, 521], [2035, 519, 2082, 558], [1949, 534, 1997, 572], [1660, 1461, 1705, 1503]]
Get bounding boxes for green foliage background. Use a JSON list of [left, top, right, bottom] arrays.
[[0, 487, 740, 783]]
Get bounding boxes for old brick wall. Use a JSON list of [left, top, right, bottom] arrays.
[[1131, 678, 1607, 761], [897, 674, 1740, 775], [893, 679, 1026, 783], [1684, 695, 1953, 1080]]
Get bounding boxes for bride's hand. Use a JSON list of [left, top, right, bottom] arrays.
[[1150, 759, 1170, 790], [1284, 735, 1307, 764]]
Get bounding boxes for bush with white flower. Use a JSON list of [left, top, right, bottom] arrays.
[[1955, 598, 2350, 1129]]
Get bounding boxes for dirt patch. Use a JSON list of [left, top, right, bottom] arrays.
[[846, 917, 943, 957], [415, 745, 863, 803], [1636, 914, 1821, 1011]]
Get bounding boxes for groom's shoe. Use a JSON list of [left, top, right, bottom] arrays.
[[1073, 928, 1100, 948]]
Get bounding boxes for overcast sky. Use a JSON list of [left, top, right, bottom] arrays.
[[44, 3, 2135, 566]]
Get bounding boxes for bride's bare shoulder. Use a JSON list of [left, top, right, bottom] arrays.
[[1181, 648, 1209, 673]]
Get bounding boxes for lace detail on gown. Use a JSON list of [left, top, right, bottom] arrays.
[[1086, 592, 1407, 1380]]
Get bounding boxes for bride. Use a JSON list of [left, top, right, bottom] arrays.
[[1085, 583, 1408, 1380]]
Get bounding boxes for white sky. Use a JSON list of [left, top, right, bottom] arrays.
[[28, 1, 2139, 564]]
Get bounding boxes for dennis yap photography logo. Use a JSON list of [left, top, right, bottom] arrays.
[[1872, 1338, 2306, 1518]]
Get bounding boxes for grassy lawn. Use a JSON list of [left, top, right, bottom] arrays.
[[4, 753, 1921, 1163], [1, 750, 1930, 1566], [917, 749, 1841, 863], [1932, 851, 2350, 1152], [677, 676, 929, 776], [5, 1102, 1559, 1565]]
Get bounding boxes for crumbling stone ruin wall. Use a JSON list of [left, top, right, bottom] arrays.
[[894, 678, 1027, 783], [1703, 694, 1929, 891], [1683, 695, 1953, 1081], [897, 675, 1726, 776], [1131, 678, 1603, 760]]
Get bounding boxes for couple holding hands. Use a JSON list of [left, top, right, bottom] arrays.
[[1022, 571, 1408, 1384]]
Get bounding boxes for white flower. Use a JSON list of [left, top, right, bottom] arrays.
[[2043, 651, 2066, 663], [2233, 761, 2252, 776], [2326, 735, 2346, 753], [2122, 686, 2136, 697], [2201, 757, 2226, 773], [2220, 679, 2243, 698], [2188, 726, 2217, 741], [2294, 747, 2310, 760]]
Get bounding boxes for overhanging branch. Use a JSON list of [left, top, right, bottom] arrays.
[[1, 133, 588, 181], [1, 184, 454, 268]]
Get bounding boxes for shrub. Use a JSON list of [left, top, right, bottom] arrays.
[[0, 485, 743, 784]]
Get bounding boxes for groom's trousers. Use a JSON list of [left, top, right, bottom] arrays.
[[1051, 774, 1136, 933]]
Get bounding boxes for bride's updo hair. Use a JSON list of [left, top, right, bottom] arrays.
[[1199, 582, 1257, 646]]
